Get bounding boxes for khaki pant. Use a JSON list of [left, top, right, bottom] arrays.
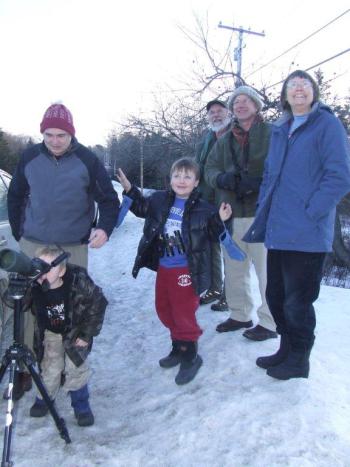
[[19, 238, 88, 355], [38, 330, 90, 399], [223, 217, 276, 331]]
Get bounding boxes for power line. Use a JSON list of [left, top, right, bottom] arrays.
[[246, 9, 350, 78], [218, 22, 265, 86], [323, 70, 349, 86], [265, 47, 350, 90]]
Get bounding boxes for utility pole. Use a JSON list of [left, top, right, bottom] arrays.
[[218, 23, 265, 87], [139, 130, 145, 195]]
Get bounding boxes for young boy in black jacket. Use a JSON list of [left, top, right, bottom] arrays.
[[29, 246, 107, 427], [117, 158, 232, 385]]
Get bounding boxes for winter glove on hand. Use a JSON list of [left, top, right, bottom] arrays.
[[216, 171, 238, 191], [235, 173, 262, 198], [219, 228, 246, 261]]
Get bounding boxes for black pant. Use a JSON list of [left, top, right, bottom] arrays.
[[266, 250, 326, 350]]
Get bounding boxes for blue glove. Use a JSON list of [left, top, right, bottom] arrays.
[[219, 228, 246, 261], [116, 195, 133, 228]]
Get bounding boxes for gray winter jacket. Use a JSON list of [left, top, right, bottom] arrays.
[[8, 140, 119, 244]]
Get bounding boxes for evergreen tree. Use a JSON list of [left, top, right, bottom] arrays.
[[0, 129, 18, 174]]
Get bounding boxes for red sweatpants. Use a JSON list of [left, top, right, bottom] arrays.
[[155, 266, 202, 342]]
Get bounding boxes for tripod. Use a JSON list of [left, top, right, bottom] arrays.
[[0, 274, 71, 467]]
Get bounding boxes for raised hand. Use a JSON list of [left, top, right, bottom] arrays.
[[116, 168, 132, 193], [219, 202, 232, 221]]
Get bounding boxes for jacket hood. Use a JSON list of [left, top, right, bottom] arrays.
[[273, 102, 334, 128]]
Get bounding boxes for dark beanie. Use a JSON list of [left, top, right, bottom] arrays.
[[206, 99, 227, 112], [40, 103, 75, 136]]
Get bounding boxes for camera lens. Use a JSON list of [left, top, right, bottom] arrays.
[[0, 249, 17, 270]]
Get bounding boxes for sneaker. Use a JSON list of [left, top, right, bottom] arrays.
[[243, 325, 278, 341], [199, 290, 221, 305], [216, 318, 253, 333], [74, 409, 95, 427], [30, 398, 49, 418], [211, 297, 229, 312], [175, 355, 203, 385]]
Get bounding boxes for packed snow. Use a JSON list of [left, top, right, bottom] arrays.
[[1, 185, 349, 467]]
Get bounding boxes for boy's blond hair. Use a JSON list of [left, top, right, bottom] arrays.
[[170, 157, 200, 181], [34, 245, 68, 270]]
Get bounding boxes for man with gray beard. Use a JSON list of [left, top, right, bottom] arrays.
[[195, 100, 231, 311]]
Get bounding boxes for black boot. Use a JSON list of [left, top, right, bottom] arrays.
[[69, 385, 94, 427], [159, 341, 181, 368], [256, 335, 290, 369], [175, 341, 203, 385], [266, 349, 311, 380], [30, 397, 50, 417]]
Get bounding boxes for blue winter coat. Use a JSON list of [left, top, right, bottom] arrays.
[[243, 103, 350, 252]]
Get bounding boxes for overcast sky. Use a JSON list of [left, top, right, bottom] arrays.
[[0, 0, 349, 146]]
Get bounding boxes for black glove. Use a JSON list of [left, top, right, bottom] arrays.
[[235, 173, 262, 198], [216, 171, 239, 191]]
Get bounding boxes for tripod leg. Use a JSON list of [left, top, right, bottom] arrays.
[[24, 363, 71, 444], [0, 349, 13, 385], [1, 359, 17, 467], [0, 365, 8, 387]]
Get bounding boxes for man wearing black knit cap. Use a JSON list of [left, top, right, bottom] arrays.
[[7, 102, 120, 399]]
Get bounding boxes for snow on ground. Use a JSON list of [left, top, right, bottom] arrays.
[[1, 189, 350, 467]]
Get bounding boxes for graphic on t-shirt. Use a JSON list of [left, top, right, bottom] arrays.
[[46, 302, 65, 329], [163, 203, 185, 256], [164, 205, 183, 236], [160, 197, 188, 268]]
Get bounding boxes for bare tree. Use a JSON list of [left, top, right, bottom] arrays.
[[177, 13, 238, 101]]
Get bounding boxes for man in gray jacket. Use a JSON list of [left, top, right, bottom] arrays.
[[7, 103, 119, 398], [205, 86, 277, 341]]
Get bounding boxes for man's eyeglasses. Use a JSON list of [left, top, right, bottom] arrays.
[[287, 80, 312, 89]]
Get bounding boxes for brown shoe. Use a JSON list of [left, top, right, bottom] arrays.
[[216, 318, 253, 333], [243, 325, 278, 341]]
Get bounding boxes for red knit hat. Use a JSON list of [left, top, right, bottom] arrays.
[[40, 103, 75, 136]]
